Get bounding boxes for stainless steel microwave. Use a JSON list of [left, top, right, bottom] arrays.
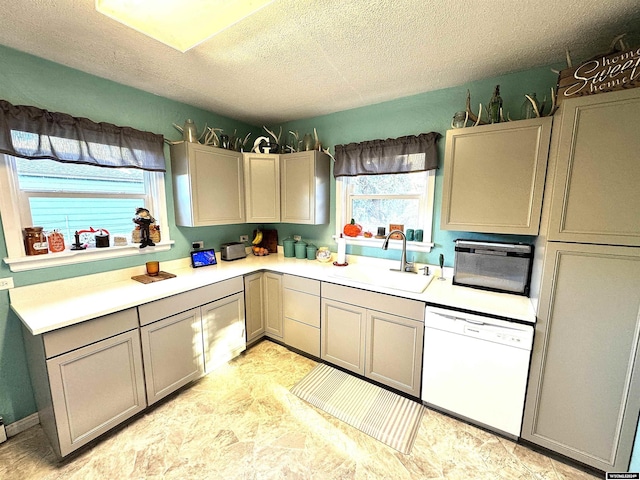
[[453, 240, 534, 296]]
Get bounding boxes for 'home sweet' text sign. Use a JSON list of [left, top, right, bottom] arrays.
[[557, 47, 640, 104]]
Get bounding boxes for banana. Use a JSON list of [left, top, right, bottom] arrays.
[[252, 230, 263, 245]]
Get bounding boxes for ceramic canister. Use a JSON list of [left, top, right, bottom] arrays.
[[283, 238, 296, 257], [306, 244, 317, 260], [294, 240, 307, 259]]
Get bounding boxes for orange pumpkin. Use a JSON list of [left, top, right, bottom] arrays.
[[343, 218, 363, 237]]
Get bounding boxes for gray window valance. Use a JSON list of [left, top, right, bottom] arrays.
[[0, 99, 166, 172], [333, 132, 441, 177]]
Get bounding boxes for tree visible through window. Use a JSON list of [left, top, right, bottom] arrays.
[[340, 170, 434, 243]]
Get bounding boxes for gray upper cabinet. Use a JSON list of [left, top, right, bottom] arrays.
[[547, 88, 640, 246], [171, 142, 245, 226], [440, 117, 552, 234], [244, 153, 280, 223], [281, 150, 331, 225]]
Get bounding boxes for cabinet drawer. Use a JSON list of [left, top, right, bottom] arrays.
[[284, 317, 320, 357], [321, 282, 424, 321], [43, 308, 138, 359], [284, 288, 320, 328], [138, 277, 243, 326], [283, 274, 320, 295]]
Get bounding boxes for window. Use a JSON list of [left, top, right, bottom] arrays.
[[333, 131, 440, 252], [336, 170, 435, 252], [1, 155, 170, 271], [15, 157, 150, 239], [0, 100, 171, 271]]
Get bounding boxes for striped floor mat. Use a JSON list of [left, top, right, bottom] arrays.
[[290, 363, 424, 454]]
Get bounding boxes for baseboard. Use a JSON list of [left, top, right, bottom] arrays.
[[6, 413, 39, 437]]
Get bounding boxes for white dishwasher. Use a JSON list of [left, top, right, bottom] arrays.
[[421, 306, 534, 437]]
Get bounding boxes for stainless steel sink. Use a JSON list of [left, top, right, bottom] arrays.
[[328, 266, 433, 293]]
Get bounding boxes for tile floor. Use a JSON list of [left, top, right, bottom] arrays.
[[0, 340, 599, 479]]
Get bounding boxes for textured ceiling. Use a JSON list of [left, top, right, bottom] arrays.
[[1, 0, 640, 126]]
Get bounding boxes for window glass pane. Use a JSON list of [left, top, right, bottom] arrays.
[[29, 197, 142, 239], [351, 198, 420, 230], [350, 171, 427, 195], [15, 158, 145, 194]]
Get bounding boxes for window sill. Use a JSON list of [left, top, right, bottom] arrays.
[[333, 235, 434, 253], [3, 241, 174, 272]]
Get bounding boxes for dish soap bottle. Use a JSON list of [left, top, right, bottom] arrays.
[[488, 85, 502, 123]]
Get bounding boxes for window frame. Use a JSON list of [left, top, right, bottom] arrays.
[[335, 170, 435, 253], [0, 154, 173, 272]]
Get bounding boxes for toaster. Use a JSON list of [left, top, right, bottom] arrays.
[[220, 242, 247, 261]]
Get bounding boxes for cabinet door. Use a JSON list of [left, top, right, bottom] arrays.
[[171, 143, 245, 226], [283, 278, 320, 357], [365, 310, 424, 397], [244, 153, 280, 222], [321, 299, 366, 375], [140, 308, 204, 405], [244, 273, 264, 343], [522, 242, 640, 471], [202, 292, 246, 374], [47, 329, 146, 457], [263, 271, 283, 338], [547, 89, 640, 245], [280, 151, 330, 224], [440, 117, 552, 234]]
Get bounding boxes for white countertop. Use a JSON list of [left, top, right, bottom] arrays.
[[11, 252, 536, 335]]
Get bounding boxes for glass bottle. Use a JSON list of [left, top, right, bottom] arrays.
[[520, 93, 539, 120], [182, 119, 198, 143], [488, 85, 502, 123]]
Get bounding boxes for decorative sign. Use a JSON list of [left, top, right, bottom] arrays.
[[557, 46, 640, 104]]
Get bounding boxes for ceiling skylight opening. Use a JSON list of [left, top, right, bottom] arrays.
[[95, 0, 275, 53]]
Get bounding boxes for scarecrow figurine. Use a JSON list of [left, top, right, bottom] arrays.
[[133, 207, 156, 248]]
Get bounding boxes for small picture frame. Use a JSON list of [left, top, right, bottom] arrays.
[[389, 224, 404, 240], [190, 248, 217, 268]]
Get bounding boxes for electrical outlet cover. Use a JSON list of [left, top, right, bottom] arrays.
[[0, 277, 14, 290], [240, 235, 249, 242]]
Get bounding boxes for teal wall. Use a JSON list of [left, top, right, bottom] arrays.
[[280, 67, 560, 264], [0, 44, 262, 424], [0, 45, 562, 428]]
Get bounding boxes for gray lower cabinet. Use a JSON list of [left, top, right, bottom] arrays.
[[140, 308, 204, 405], [522, 242, 640, 471], [138, 277, 245, 404], [22, 308, 146, 457], [202, 292, 246, 374], [244, 271, 283, 342], [283, 274, 321, 357], [365, 309, 424, 396], [263, 272, 283, 339], [320, 283, 425, 397], [244, 272, 265, 343], [321, 298, 367, 373]]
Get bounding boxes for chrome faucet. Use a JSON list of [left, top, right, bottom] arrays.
[[381, 230, 415, 273]]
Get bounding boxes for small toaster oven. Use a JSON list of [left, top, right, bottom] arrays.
[[453, 240, 534, 296]]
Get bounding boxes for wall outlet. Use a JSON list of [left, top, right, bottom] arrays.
[[240, 235, 249, 243], [192, 241, 204, 250], [0, 277, 14, 291]]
